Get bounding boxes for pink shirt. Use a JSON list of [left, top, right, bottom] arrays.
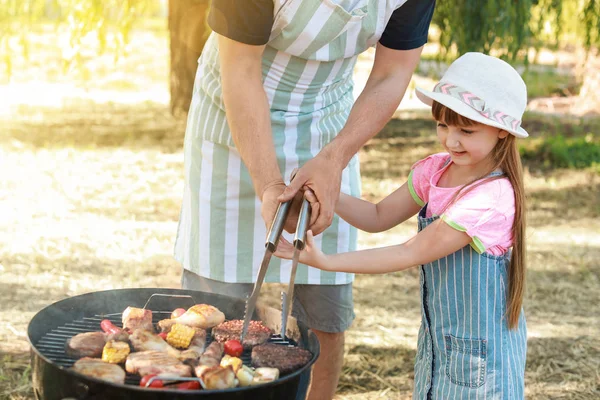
[[408, 153, 515, 255]]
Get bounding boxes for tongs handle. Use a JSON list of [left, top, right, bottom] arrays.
[[293, 197, 312, 249], [266, 200, 292, 251]]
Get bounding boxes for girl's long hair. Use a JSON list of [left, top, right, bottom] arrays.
[[432, 101, 526, 329]]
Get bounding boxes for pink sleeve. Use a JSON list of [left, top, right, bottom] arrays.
[[441, 179, 515, 254], [408, 153, 449, 207]]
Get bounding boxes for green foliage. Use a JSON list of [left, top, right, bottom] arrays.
[[432, 0, 535, 61], [432, 0, 600, 63], [520, 133, 600, 169], [0, 0, 158, 76]]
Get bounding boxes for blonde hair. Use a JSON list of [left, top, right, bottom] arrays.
[[432, 101, 526, 330]]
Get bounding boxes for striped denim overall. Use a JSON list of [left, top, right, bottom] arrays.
[[413, 182, 528, 399], [175, 0, 408, 285]]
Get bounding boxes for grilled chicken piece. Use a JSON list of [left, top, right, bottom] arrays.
[[158, 319, 177, 333], [172, 304, 225, 329], [122, 307, 153, 332], [125, 350, 192, 377], [66, 332, 106, 358], [179, 329, 207, 360], [129, 329, 181, 358], [72, 357, 126, 384], [201, 366, 237, 389]]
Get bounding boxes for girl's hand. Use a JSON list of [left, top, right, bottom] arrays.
[[274, 230, 328, 269]]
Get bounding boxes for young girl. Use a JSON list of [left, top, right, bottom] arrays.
[[275, 52, 528, 399]]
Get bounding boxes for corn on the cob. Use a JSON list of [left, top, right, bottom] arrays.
[[101, 340, 130, 364], [166, 323, 195, 349], [220, 355, 243, 373]]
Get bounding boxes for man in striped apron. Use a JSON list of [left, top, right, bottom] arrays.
[[175, 0, 436, 398]]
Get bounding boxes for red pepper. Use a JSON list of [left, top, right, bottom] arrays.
[[224, 339, 244, 357], [158, 332, 168, 340], [175, 381, 201, 390], [139, 374, 164, 388], [100, 319, 121, 334]]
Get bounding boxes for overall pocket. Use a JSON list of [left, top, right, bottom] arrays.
[[444, 335, 487, 388]]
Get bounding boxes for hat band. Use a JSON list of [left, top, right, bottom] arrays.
[[433, 82, 521, 132]]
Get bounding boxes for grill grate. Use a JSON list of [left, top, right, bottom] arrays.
[[35, 311, 296, 386]]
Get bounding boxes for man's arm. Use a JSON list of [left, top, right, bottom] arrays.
[[218, 34, 282, 199], [280, 44, 425, 234], [325, 43, 424, 167]]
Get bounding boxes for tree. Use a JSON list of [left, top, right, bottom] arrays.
[[1, 0, 598, 116], [433, 0, 600, 115], [168, 0, 210, 116]]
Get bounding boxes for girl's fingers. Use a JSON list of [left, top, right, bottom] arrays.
[[306, 230, 315, 248]]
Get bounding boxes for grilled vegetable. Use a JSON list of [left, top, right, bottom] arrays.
[[166, 323, 195, 349], [220, 354, 243, 373], [175, 381, 201, 390], [224, 339, 243, 357], [236, 365, 255, 387], [139, 374, 164, 388], [101, 340, 130, 364], [251, 367, 279, 385]]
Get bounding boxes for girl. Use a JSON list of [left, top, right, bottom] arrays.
[[275, 52, 528, 399]]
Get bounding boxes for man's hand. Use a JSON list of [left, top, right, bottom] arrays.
[[277, 153, 344, 235]]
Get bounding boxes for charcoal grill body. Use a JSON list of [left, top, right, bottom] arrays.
[[28, 288, 319, 400]]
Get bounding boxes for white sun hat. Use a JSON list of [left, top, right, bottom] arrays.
[[416, 52, 529, 138]]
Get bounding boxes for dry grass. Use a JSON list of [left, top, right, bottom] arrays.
[[1, 26, 599, 400]]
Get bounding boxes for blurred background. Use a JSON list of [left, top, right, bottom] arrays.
[[1, 0, 599, 399]]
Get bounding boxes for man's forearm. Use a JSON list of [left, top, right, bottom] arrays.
[[323, 46, 423, 168], [222, 75, 282, 197], [218, 36, 282, 198]]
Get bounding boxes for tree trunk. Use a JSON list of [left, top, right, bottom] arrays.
[[573, 48, 600, 116], [168, 0, 211, 117]]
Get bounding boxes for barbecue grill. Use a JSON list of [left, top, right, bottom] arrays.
[[28, 288, 319, 400]]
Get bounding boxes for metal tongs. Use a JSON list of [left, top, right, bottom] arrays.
[[241, 185, 312, 342]]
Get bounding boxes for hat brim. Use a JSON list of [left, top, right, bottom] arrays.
[[416, 87, 528, 138]]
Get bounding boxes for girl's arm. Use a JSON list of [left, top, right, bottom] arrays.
[[335, 182, 421, 233], [275, 219, 472, 273]]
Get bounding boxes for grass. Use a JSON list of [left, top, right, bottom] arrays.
[[1, 26, 599, 400], [1, 101, 598, 400]]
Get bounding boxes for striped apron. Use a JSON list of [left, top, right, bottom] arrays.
[[175, 0, 408, 285], [413, 201, 527, 399]]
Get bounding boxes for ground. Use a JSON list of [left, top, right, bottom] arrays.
[[0, 25, 599, 400]]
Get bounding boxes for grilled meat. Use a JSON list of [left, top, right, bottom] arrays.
[[193, 341, 224, 378], [129, 329, 180, 358], [251, 343, 312, 375], [122, 307, 153, 332], [125, 350, 192, 377], [66, 331, 106, 358], [179, 330, 208, 360], [212, 320, 272, 349], [72, 357, 126, 384], [201, 366, 237, 389], [158, 318, 177, 333], [172, 304, 225, 329]]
